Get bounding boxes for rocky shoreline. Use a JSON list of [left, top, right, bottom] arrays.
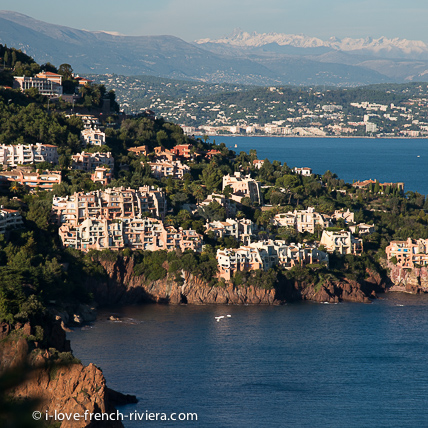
[[3, 256, 426, 427], [81, 256, 387, 306]]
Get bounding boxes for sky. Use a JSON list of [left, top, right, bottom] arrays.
[[1, 0, 428, 42]]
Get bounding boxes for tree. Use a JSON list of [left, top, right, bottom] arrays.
[[11, 51, 17, 67], [58, 64, 73, 79], [192, 185, 205, 204], [156, 130, 168, 146], [41, 62, 58, 73]]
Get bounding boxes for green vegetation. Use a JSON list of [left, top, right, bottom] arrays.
[[133, 249, 218, 286]]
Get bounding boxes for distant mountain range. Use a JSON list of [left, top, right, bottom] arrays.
[[196, 29, 428, 59], [1, 11, 428, 86]]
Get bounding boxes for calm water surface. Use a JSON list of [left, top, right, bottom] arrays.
[[70, 294, 428, 427], [214, 136, 428, 195]]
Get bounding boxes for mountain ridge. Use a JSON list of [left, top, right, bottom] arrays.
[[0, 11, 427, 86], [196, 28, 428, 59]]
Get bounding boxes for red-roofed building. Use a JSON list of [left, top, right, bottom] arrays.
[[253, 159, 265, 169], [128, 145, 149, 156], [171, 144, 193, 159], [205, 149, 222, 159], [75, 77, 93, 86]]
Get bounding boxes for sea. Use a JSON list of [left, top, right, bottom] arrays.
[[70, 294, 428, 428], [213, 136, 428, 195], [69, 137, 428, 427]]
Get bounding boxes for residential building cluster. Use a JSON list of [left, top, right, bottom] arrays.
[[59, 217, 203, 253], [272, 207, 332, 234], [216, 240, 329, 281], [320, 230, 363, 256], [80, 128, 106, 146], [386, 238, 428, 268], [52, 186, 167, 226], [53, 186, 203, 252], [149, 159, 190, 180], [71, 151, 114, 173], [13, 72, 95, 100], [352, 179, 404, 191]]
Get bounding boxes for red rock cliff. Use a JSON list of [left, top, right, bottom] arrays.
[[88, 256, 278, 305], [0, 321, 130, 427], [86, 257, 384, 305], [387, 262, 428, 294]]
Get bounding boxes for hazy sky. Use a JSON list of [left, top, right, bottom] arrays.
[[2, 0, 428, 42]]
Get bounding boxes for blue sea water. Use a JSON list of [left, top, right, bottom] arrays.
[[213, 136, 428, 195], [70, 294, 428, 428]]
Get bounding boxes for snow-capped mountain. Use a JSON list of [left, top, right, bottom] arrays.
[[196, 29, 428, 58]]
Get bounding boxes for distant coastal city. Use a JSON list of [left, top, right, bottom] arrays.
[[91, 74, 428, 138]]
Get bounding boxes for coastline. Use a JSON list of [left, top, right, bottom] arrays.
[[198, 133, 427, 139]]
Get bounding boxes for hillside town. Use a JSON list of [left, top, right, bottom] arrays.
[[0, 61, 423, 288], [90, 74, 428, 138]]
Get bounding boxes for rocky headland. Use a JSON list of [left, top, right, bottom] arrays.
[[0, 317, 136, 428]]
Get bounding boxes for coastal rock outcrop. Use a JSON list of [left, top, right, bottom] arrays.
[[387, 263, 428, 293], [86, 256, 278, 305], [0, 320, 135, 428], [86, 256, 384, 305]]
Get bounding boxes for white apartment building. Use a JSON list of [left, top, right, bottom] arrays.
[[205, 218, 257, 245], [71, 151, 114, 172], [222, 172, 263, 205], [320, 230, 363, 256], [0, 208, 24, 234], [80, 129, 106, 146], [13, 76, 63, 98], [366, 122, 378, 133], [0, 144, 58, 167], [272, 207, 332, 234]]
